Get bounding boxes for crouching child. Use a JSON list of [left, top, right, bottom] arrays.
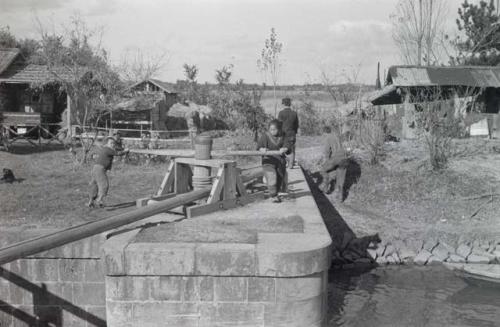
[[87, 136, 129, 208], [257, 119, 290, 203]]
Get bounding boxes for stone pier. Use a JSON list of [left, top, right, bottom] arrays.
[[103, 168, 332, 327]]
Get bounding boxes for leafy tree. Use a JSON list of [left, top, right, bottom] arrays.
[[215, 64, 233, 85], [183, 63, 198, 83], [257, 28, 282, 116], [452, 0, 500, 65]]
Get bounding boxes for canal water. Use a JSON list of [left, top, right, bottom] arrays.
[[327, 265, 500, 327]]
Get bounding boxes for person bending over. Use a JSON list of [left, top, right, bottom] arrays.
[[87, 136, 129, 208], [319, 125, 348, 201], [257, 119, 290, 203]]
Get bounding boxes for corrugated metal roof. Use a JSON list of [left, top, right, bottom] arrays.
[[0, 48, 20, 75], [387, 65, 500, 87]]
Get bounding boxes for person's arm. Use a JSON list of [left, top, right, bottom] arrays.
[[256, 134, 267, 151], [294, 113, 299, 134]]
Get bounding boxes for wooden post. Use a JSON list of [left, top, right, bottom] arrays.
[[67, 94, 72, 138]]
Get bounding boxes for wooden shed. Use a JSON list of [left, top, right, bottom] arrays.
[[0, 48, 68, 136]]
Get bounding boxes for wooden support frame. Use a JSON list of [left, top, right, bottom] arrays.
[[136, 156, 265, 218]]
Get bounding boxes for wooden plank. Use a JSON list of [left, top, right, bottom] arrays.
[[176, 157, 234, 168], [235, 173, 247, 197], [175, 162, 192, 194], [186, 191, 265, 218], [206, 167, 225, 204], [136, 193, 177, 208], [223, 162, 237, 200], [156, 161, 175, 196], [128, 149, 282, 157]]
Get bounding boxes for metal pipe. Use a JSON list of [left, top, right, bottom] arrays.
[[0, 188, 211, 265]]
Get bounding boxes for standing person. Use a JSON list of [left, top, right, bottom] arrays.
[[278, 97, 299, 168], [257, 119, 289, 203], [319, 125, 348, 201], [87, 137, 129, 208]]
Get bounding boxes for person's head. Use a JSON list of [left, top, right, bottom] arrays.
[[268, 119, 282, 136], [105, 137, 116, 148], [282, 97, 291, 107]]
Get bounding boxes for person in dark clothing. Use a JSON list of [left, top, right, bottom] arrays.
[[87, 137, 129, 208], [257, 119, 290, 203], [278, 97, 299, 169], [319, 125, 348, 201]]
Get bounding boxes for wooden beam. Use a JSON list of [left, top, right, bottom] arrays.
[[186, 191, 266, 218], [206, 167, 225, 204], [175, 162, 192, 194], [175, 157, 234, 168], [156, 161, 175, 196], [223, 162, 237, 200], [136, 193, 177, 208]]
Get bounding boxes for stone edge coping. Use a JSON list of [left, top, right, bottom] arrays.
[[103, 168, 333, 277]]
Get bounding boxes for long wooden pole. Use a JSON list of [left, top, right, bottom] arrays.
[[129, 149, 283, 157], [0, 188, 210, 265]]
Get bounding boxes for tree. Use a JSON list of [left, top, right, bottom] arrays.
[[392, 0, 448, 66], [183, 63, 198, 83], [452, 0, 500, 65], [215, 64, 233, 85], [257, 28, 282, 117], [36, 15, 121, 163], [118, 47, 168, 82], [0, 26, 16, 48]]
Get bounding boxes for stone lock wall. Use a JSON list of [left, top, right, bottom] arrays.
[[103, 168, 333, 327], [0, 231, 106, 327]]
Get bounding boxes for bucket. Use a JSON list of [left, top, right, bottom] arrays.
[[194, 135, 213, 159]]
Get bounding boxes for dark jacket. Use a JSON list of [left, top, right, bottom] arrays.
[[256, 132, 290, 167], [95, 146, 127, 170], [278, 107, 299, 136]]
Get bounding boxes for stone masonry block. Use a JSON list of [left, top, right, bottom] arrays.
[[195, 243, 256, 275], [182, 276, 214, 302], [59, 260, 85, 282], [248, 277, 275, 302], [264, 294, 324, 327], [151, 276, 183, 301], [198, 303, 265, 327], [84, 260, 104, 282], [105, 276, 151, 301], [132, 303, 199, 324], [102, 229, 141, 275], [125, 243, 195, 275], [214, 277, 247, 301], [33, 260, 59, 282], [276, 273, 324, 302], [106, 302, 134, 327], [73, 282, 105, 306]]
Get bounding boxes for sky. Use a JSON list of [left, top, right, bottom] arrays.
[[0, 0, 465, 85]]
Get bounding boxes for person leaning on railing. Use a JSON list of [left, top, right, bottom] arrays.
[[87, 136, 129, 208]]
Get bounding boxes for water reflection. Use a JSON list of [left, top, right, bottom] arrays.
[[328, 266, 500, 327]]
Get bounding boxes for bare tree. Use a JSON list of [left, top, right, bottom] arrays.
[[35, 15, 121, 163], [257, 28, 282, 117], [118, 47, 168, 83], [391, 0, 448, 66]]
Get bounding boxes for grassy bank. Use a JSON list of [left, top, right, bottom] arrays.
[[298, 137, 500, 244]]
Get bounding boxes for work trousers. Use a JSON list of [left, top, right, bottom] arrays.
[[263, 163, 287, 197], [89, 164, 109, 203]]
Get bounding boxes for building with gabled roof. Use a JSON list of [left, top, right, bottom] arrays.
[[0, 48, 68, 137]]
